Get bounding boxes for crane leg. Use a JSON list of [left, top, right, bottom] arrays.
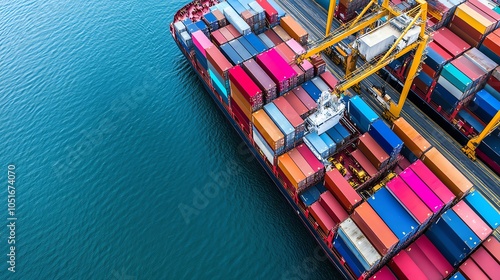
[[325, 0, 337, 36]]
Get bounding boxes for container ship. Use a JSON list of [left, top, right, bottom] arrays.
[[169, 0, 500, 278]]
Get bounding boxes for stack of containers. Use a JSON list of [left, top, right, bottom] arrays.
[[243, 33, 269, 53], [319, 133, 337, 156], [265, 0, 286, 21], [263, 29, 283, 46], [229, 65, 263, 121], [413, 42, 452, 96], [480, 29, 500, 63], [248, 1, 266, 33], [460, 245, 500, 280], [299, 59, 315, 81], [273, 96, 306, 140], [229, 39, 252, 61], [212, 10, 227, 28], [421, 147, 473, 199], [333, 218, 382, 278], [256, 49, 297, 94], [369, 266, 397, 279], [220, 43, 243, 65], [425, 209, 481, 266], [223, 6, 251, 35], [387, 250, 428, 279], [326, 126, 344, 147], [242, 59, 277, 104], [283, 91, 309, 118], [409, 160, 456, 211], [297, 143, 325, 182], [351, 202, 399, 256], [272, 26, 291, 42], [392, 117, 432, 162], [411, 235, 454, 279], [426, 0, 464, 30], [300, 184, 321, 207], [386, 176, 434, 230], [399, 241, 446, 279], [311, 77, 330, 95], [286, 39, 306, 58], [357, 133, 390, 170], [319, 190, 349, 226], [274, 42, 296, 64], [279, 15, 308, 45], [458, 258, 490, 279], [256, 0, 278, 27], [309, 55, 327, 75], [291, 86, 317, 115], [368, 119, 404, 160], [320, 71, 339, 90], [288, 148, 316, 187], [206, 46, 233, 104], [452, 200, 493, 241], [192, 30, 214, 70], [463, 189, 500, 230], [304, 132, 330, 159], [263, 103, 295, 150], [202, 12, 220, 32], [348, 96, 379, 133], [277, 152, 306, 191], [324, 169, 361, 213], [399, 168, 445, 214], [252, 109, 284, 158], [468, 89, 500, 123], [236, 36, 258, 57], [448, 1, 500, 47], [336, 0, 371, 22], [367, 187, 419, 248], [309, 201, 336, 234]]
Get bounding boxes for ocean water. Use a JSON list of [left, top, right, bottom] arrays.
[[0, 1, 341, 279]]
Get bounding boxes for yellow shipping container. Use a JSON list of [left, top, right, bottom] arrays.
[[279, 16, 308, 45], [455, 4, 495, 34]]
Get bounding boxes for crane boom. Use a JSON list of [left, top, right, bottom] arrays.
[[462, 111, 500, 160]]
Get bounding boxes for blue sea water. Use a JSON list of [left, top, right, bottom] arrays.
[[0, 1, 341, 279]]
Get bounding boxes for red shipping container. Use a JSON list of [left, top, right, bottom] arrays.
[[219, 27, 235, 41], [369, 266, 397, 280], [319, 71, 338, 90], [405, 244, 442, 280], [255, 49, 297, 94], [288, 148, 315, 184], [459, 259, 489, 280], [210, 29, 228, 46], [428, 41, 453, 62], [350, 149, 377, 177], [357, 133, 390, 169], [470, 246, 500, 279], [389, 250, 429, 280], [273, 96, 305, 133], [421, 63, 437, 78], [488, 73, 500, 93], [309, 201, 335, 234], [324, 169, 361, 212], [483, 33, 500, 55], [386, 177, 433, 225], [319, 190, 348, 224], [483, 235, 500, 263], [256, 0, 278, 24], [432, 27, 471, 58], [283, 91, 309, 118], [230, 96, 250, 134], [449, 15, 482, 46], [451, 56, 485, 82], [264, 29, 283, 45], [225, 24, 241, 38], [414, 235, 453, 279], [292, 64, 305, 84], [352, 202, 398, 255], [296, 144, 324, 180], [409, 160, 455, 208], [292, 86, 317, 111], [274, 42, 296, 64], [206, 45, 233, 79], [452, 200, 492, 241], [228, 65, 263, 106]]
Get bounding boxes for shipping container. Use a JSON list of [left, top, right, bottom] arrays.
[[348, 96, 379, 133], [258, 32, 275, 48], [300, 184, 321, 207], [279, 15, 308, 45], [292, 64, 305, 85], [399, 169, 444, 213], [414, 235, 454, 279], [229, 65, 263, 109], [243, 33, 268, 53], [324, 169, 361, 212], [256, 0, 278, 25], [368, 187, 419, 244], [319, 133, 336, 156], [285, 39, 306, 56], [292, 86, 317, 111], [264, 29, 283, 45], [206, 45, 233, 80], [278, 153, 306, 190], [283, 91, 309, 118], [296, 143, 325, 181], [223, 6, 251, 35], [220, 43, 243, 65], [252, 125, 275, 164], [409, 160, 455, 208], [432, 27, 471, 57], [339, 218, 382, 270], [452, 200, 492, 241], [463, 189, 500, 229], [264, 102, 295, 149], [319, 191, 348, 224], [450, 272, 467, 280], [352, 202, 399, 255], [255, 49, 297, 94], [334, 229, 370, 277], [302, 80, 322, 102], [458, 259, 489, 280], [482, 235, 500, 263], [320, 71, 339, 90], [421, 147, 473, 198], [469, 89, 500, 123], [357, 132, 390, 169], [389, 250, 430, 280], [309, 201, 335, 234], [369, 119, 403, 157], [405, 243, 443, 280], [229, 39, 252, 61], [333, 228, 366, 278], [252, 109, 285, 152], [470, 246, 500, 279], [350, 149, 378, 177], [304, 132, 329, 159], [326, 127, 344, 146], [334, 123, 351, 140], [274, 42, 295, 64], [288, 148, 315, 185], [392, 118, 431, 158], [241, 59, 277, 103], [369, 266, 397, 280], [272, 25, 292, 42]]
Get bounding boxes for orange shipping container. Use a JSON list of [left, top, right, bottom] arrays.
[[279, 16, 308, 45], [252, 109, 285, 151], [421, 148, 473, 198], [324, 169, 361, 212], [352, 202, 399, 255], [272, 25, 292, 42], [231, 82, 252, 119], [278, 153, 306, 190], [392, 118, 431, 158]]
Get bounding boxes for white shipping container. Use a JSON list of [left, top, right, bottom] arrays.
[[174, 21, 186, 35], [311, 77, 330, 93], [224, 7, 251, 35], [464, 48, 497, 74], [438, 76, 465, 100], [253, 126, 275, 164], [340, 218, 381, 267], [210, 2, 231, 12]]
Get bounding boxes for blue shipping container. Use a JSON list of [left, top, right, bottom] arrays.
[[333, 231, 365, 278], [450, 272, 466, 280], [263, 103, 295, 149], [425, 220, 468, 267], [229, 40, 252, 62], [220, 43, 243, 65], [244, 33, 268, 53], [302, 81, 322, 101], [471, 90, 500, 123], [203, 12, 219, 31], [367, 187, 419, 244], [334, 123, 351, 140], [425, 46, 446, 71], [319, 133, 336, 156], [304, 132, 329, 159], [185, 22, 200, 35], [300, 185, 321, 207], [227, 0, 247, 14], [458, 110, 485, 133], [337, 228, 371, 271], [368, 119, 403, 157], [326, 127, 343, 145], [417, 71, 434, 87], [237, 36, 258, 57], [463, 190, 500, 230], [348, 96, 379, 133]]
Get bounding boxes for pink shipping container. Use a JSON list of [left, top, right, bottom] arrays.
[[459, 259, 489, 280], [414, 235, 453, 279], [292, 86, 316, 111], [285, 39, 306, 56], [470, 246, 500, 279], [388, 250, 428, 280], [292, 64, 305, 85], [296, 144, 324, 181], [452, 200, 492, 241], [369, 266, 397, 280], [432, 28, 471, 58], [309, 201, 335, 234], [255, 49, 297, 94], [409, 160, 455, 209], [386, 177, 433, 225], [283, 91, 309, 118], [320, 71, 339, 90], [405, 244, 443, 280], [399, 169, 444, 213], [350, 149, 377, 177], [191, 30, 214, 57], [299, 59, 314, 81], [228, 65, 263, 108], [210, 30, 229, 46], [319, 190, 348, 224], [483, 235, 500, 263]]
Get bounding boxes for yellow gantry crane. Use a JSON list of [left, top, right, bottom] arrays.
[[297, 0, 429, 121], [462, 111, 500, 160]]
